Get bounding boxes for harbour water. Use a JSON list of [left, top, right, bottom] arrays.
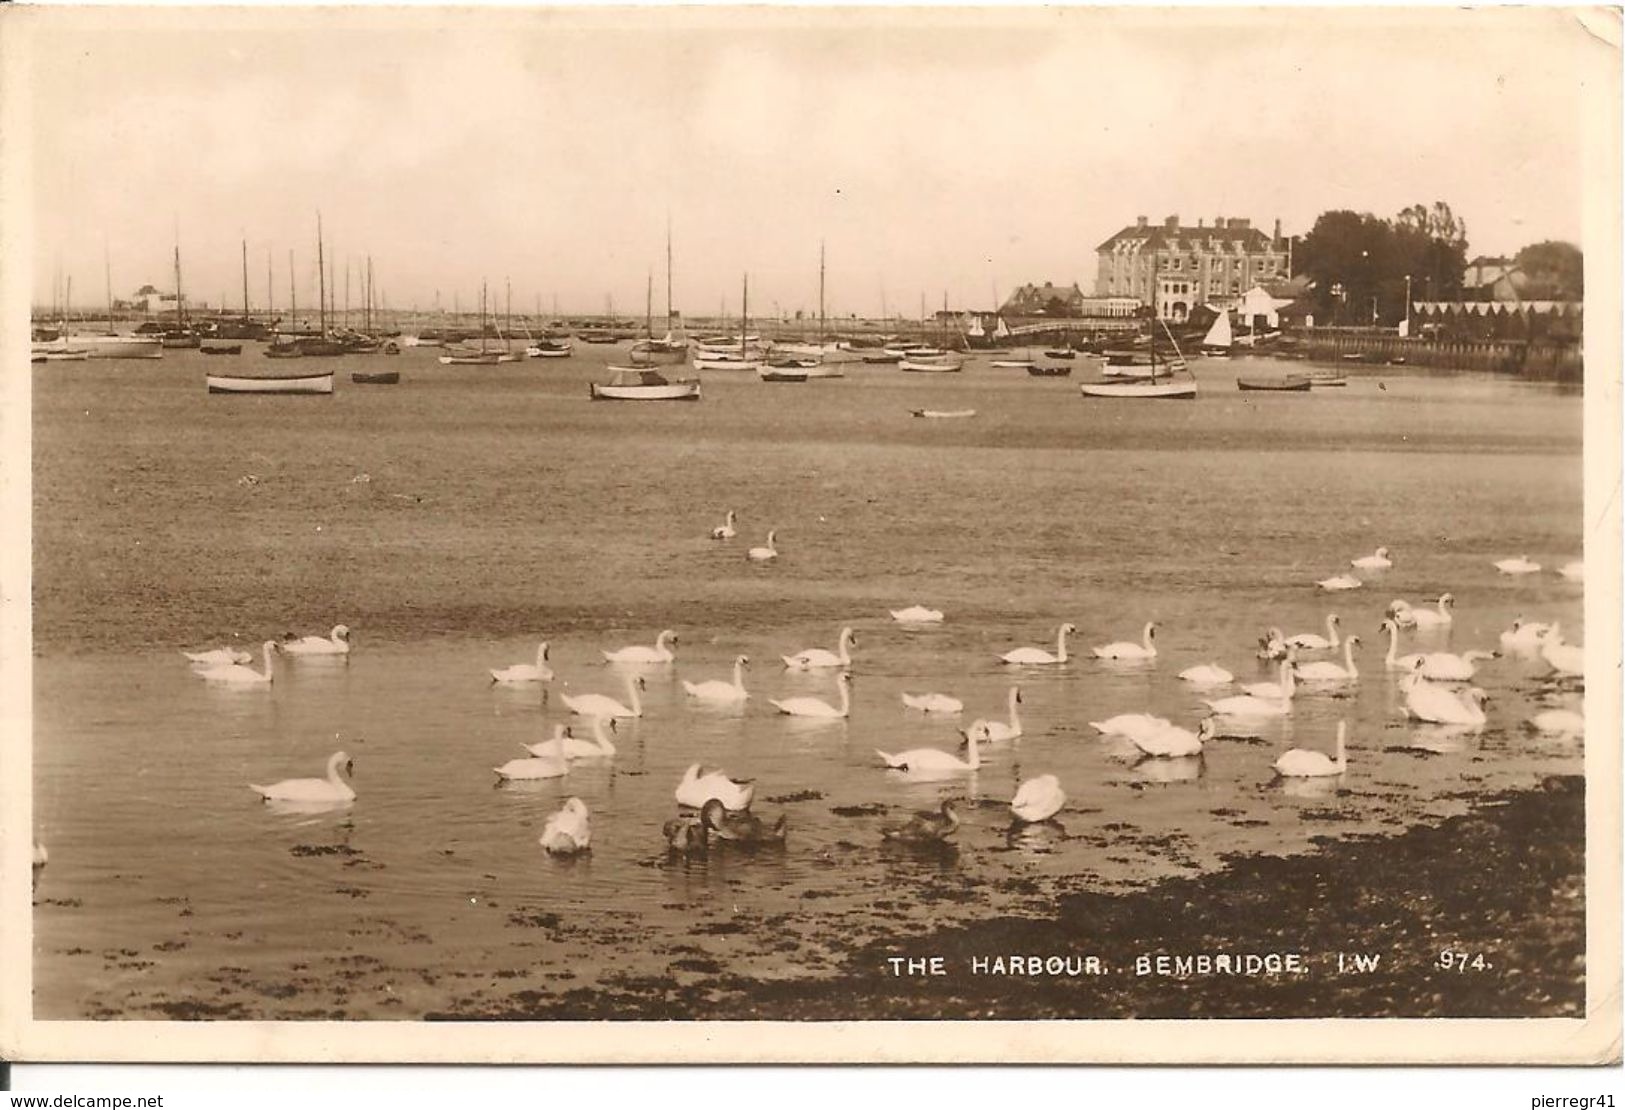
[[31, 346, 1584, 1018]]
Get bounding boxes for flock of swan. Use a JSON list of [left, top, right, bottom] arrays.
[[160, 531, 1584, 874]]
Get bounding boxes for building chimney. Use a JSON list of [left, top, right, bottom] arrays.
[[1165, 215, 1179, 230], [1197, 218, 1204, 228], [1273, 218, 1282, 242], [1235, 218, 1251, 230], [1215, 215, 1224, 229], [1136, 216, 1148, 229]]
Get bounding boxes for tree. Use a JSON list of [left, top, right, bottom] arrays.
[[1296, 210, 1391, 324], [1298, 201, 1471, 325], [1514, 240, 1583, 299]]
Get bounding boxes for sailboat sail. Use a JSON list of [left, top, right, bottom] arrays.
[[1202, 310, 1233, 351]]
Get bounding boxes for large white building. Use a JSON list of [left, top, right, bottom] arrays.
[[1095, 214, 1291, 321]]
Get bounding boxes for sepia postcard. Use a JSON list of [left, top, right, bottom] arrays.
[[0, 3, 1619, 1067]]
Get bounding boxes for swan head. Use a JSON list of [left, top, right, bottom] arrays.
[[333, 625, 351, 641], [840, 627, 856, 645], [736, 654, 750, 667], [1438, 593, 1454, 607], [1375, 547, 1390, 558], [1197, 718, 1216, 741], [1061, 622, 1078, 635], [634, 676, 647, 691], [1379, 618, 1396, 633], [659, 629, 678, 646], [766, 530, 777, 544], [1345, 634, 1362, 650], [700, 798, 729, 830], [330, 751, 354, 777], [561, 797, 589, 820]]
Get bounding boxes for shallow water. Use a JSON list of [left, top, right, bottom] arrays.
[[31, 345, 1585, 1018]]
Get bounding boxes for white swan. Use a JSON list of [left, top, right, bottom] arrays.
[[1295, 635, 1361, 683], [1539, 626, 1583, 678], [747, 530, 779, 562], [1494, 555, 1542, 575], [1256, 627, 1290, 661], [784, 626, 856, 669], [890, 605, 945, 624], [1131, 717, 1214, 759], [1011, 774, 1066, 823], [196, 640, 279, 685], [32, 842, 48, 873], [1316, 574, 1361, 591], [539, 798, 591, 854], [711, 509, 738, 540], [1387, 599, 1419, 629], [675, 763, 755, 811], [282, 624, 351, 656], [250, 751, 355, 804], [1404, 682, 1488, 727], [1558, 560, 1584, 582], [769, 671, 852, 718], [1093, 621, 1158, 661], [1526, 708, 1584, 736], [561, 674, 646, 719], [1499, 618, 1554, 653], [1350, 547, 1392, 570], [1205, 681, 1293, 717], [1274, 721, 1349, 777], [1408, 594, 1454, 629], [1178, 662, 1234, 686], [1240, 658, 1298, 700], [1000, 622, 1076, 665], [490, 641, 553, 684], [961, 686, 1022, 743], [525, 719, 617, 761], [493, 749, 569, 780], [683, 655, 750, 704], [901, 691, 963, 714], [1286, 614, 1341, 651], [182, 646, 251, 666], [1379, 619, 1426, 673], [877, 729, 980, 775], [1414, 648, 1497, 682], [1089, 713, 1173, 744], [603, 629, 678, 664]]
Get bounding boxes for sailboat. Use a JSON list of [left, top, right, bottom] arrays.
[[439, 284, 507, 364], [766, 243, 848, 376], [46, 245, 164, 359], [1080, 266, 1197, 399], [898, 294, 964, 372], [162, 241, 201, 348], [212, 217, 336, 392], [691, 276, 765, 372], [1200, 308, 1233, 358]]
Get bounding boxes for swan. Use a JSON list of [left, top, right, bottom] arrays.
[[1412, 648, 1497, 682], [880, 799, 961, 843], [1132, 717, 1214, 759], [1316, 574, 1362, 591], [1387, 600, 1419, 629], [539, 798, 591, 855], [1286, 614, 1341, 651], [603, 629, 678, 665], [1256, 627, 1290, 661], [490, 641, 553, 684], [675, 763, 756, 811], [1404, 682, 1488, 727], [711, 509, 738, 540], [182, 646, 251, 666], [1178, 662, 1234, 686], [747, 530, 779, 562], [1240, 659, 1298, 700], [282, 624, 352, 656], [1499, 618, 1554, 653], [877, 729, 980, 775], [1539, 626, 1583, 678], [683, 655, 750, 704], [709, 803, 788, 847], [890, 605, 945, 624], [1205, 680, 1294, 717], [1558, 560, 1584, 582], [768, 672, 852, 718], [561, 674, 646, 719], [1351, 547, 1393, 570], [1494, 555, 1542, 575], [901, 691, 963, 714], [961, 686, 1022, 743], [1294, 635, 1361, 682], [1380, 619, 1426, 672], [783, 626, 856, 669], [1526, 709, 1584, 736], [1000, 622, 1077, 665], [1274, 721, 1349, 777], [493, 745, 569, 779], [196, 640, 279, 685], [32, 842, 49, 873], [1408, 594, 1454, 629], [1093, 621, 1158, 661], [1089, 713, 1173, 743], [525, 719, 617, 761], [1011, 775, 1066, 823], [250, 751, 355, 804]]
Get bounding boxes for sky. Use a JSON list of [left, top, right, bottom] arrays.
[[16, 5, 1614, 320]]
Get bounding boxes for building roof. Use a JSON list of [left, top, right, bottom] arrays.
[[1097, 217, 1275, 254]]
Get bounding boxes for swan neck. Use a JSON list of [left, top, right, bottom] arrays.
[[1056, 626, 1070, 661], [733, 660, 746, 690]]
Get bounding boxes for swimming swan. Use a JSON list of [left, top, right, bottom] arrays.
[[1316, 574, 1362, 592], [182, 646, 251, 666], [891, 605, 945, 624], [1499, 618, 1554, 653], [1256, 628, 1290, 661], [561, 674, 646, 719], [1294, 635, 1361, 682], [1131, 717, 1214, 759], [197, 640, 279, 685], [1494, 555, 1542, 575], [1011, 774, 1066, 823], [1001, 623, 1077, 665], [902, 691, 963, 714], [282, 624, 352, 656], [675, 763, 756, 811], [1526, 708, 1584, 736], [783, 626, 856, 669], [880, 799, 960, 843], [1286, 614, 1341, 651], [603, 629, 678, 664], [1558, 560, 1584, 582], [250, 751, 355, 804], [1089, 713, 1173, 743], [747, 530, 779, 562], [877, 729, 980, 775], [493, 748, 569, 780], [1404, 683, 1488, 727], [1386, 600, 1419, 629], [1240, 659, 1298, 700], [769, 672, 852, 718], [491, 641, 553, 684], [711, 509, 738, 540], [1093, 621, 1158, 661], [1408, 594, 1455, 629], [1205, 676, 1295, 717], [1178, 662, 1234, 686], [539, 798, 591, 854], [961, 686, 1022, 743], [1351, 547, 1392, 570], [1274, 721, 1349, 777], [683, 655, 750, 704], [1539, 626, 1583, 678], [525, 719, 617, 761]]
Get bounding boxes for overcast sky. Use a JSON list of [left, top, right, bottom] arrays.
[[18, 6, 1613, 319]]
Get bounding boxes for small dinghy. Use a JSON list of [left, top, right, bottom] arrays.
[[909, 407, 977, 419], [1237, 374, 1311, 392]]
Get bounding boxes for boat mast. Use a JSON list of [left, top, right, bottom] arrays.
[[241, 239, 250, 319], [267, 249, 274, 320], [104, 243, 113, 331], [289, 250, 296, 331], [367, 256, 375, 336], [665, 215, 674, 332], [645, 272, 653, 340], [819, 240, 826, 343], [316, 213, 327, 338], [740, 273, 748, 359], [173, 242, 185, 330]]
